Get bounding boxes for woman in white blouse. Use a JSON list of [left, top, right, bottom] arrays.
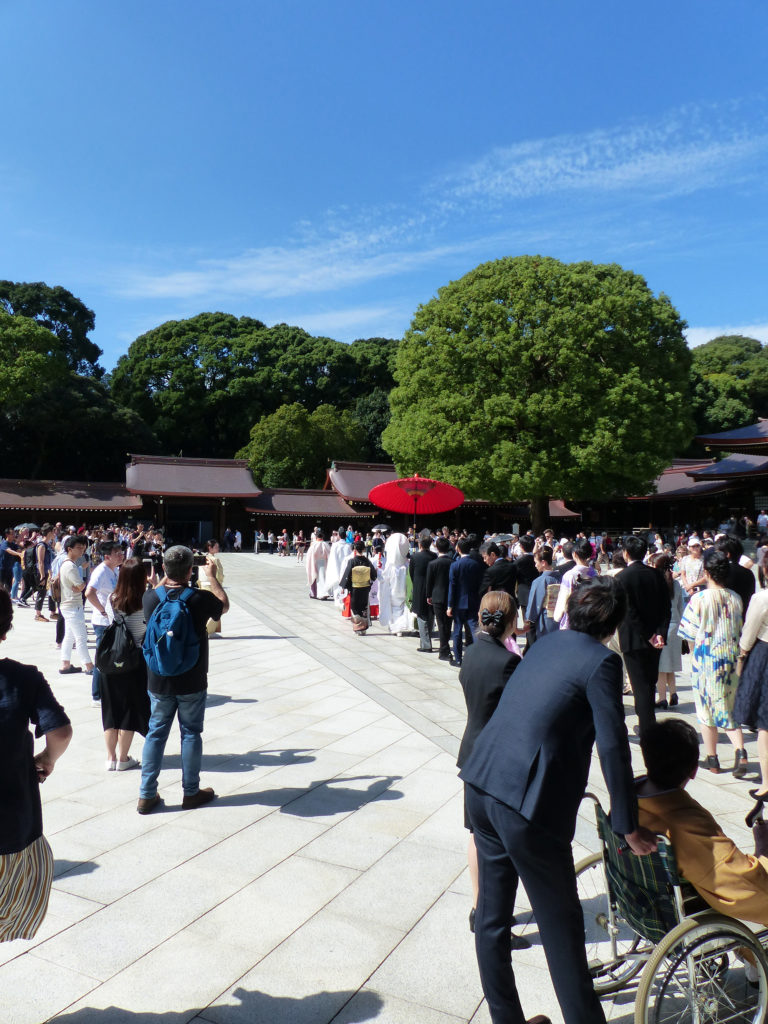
[[736, 587, 768, 801]]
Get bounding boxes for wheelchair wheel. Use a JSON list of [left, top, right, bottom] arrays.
[[634, 914, 768, 1024], [575, 850, 644, 994]]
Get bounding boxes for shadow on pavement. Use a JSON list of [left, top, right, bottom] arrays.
[[216, 774, 403, 817], [48, 986, 384, 1023], [205, 694, 259, 708], [54, 859, 99, 879], [158, 749, 316, 773]]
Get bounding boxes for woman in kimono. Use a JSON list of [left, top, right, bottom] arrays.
[[378, 533, 412, 635]]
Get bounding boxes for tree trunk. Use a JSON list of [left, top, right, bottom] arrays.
[[529, 496, 549, 536]]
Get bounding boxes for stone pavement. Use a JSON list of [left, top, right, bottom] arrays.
[[0, 553, 758, 1024]]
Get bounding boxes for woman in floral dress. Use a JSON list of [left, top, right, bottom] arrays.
[[678, 548, 747, 776]]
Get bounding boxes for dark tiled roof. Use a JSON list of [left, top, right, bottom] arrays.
[[686, 453, 768, 480], [696, 419, 768, 452], [0, 480, 143, 512], [325, 461, 397, 501], [628, 458, 727, 500], [126, 455, 261, 498], [246, 489, 370, 517]]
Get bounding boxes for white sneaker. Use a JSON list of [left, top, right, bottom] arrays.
[[106, 759, 117, 772], [117, 756, 141, 771]]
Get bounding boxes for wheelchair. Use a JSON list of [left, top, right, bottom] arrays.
[[576, 794, 768, 1023]]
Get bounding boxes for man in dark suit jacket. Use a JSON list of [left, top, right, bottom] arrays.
[[614, 534, 671, 736], [479, 541, 518, 603], [410, 530, 437, 652], [717, 535, 756, 617], [448, 538, 485, 666], [513, 534, 539, 611], [426, 536, 453, 660], [461, 577, 656, 1024]]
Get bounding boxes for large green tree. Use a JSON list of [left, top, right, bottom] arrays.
[[237, 403, 365, 489], [111, 313, 398, 457], [690, 335, 768, 435], [382, 255, 694, 529], [0, 280, 101, 374], [0, 316, 157, 479]]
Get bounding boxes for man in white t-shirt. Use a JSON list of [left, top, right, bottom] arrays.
[[59, 535, 93, 675], [85, 541, 124, 704]]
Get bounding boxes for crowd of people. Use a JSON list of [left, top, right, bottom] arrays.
[[5, 516, 768, 1024]]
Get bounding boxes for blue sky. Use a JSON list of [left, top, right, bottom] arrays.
[[2, 1, 767, 370]]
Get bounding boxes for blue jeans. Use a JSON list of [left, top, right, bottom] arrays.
[[139, 690, 207, 798], [10, 561, 22, 599], [91, 624, 107, 699], [452, 610, 477, 665]]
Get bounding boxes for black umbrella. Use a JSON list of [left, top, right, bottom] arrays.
[[15, 522, 40, 531], [372, 523, 392, 532]]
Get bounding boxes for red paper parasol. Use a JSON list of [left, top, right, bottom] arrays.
[[368, 474, 464, 530]]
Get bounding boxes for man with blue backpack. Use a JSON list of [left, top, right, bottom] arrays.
[[137, 545, 229, 815]]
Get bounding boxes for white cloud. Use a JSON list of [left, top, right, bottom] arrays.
[[686, 324, 768, 348], [433, 103, 768, 207], [283, 304, 403, 336], [110, 100, 768, 307]]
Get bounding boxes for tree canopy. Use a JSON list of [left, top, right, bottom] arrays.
[[236, 403, 365, 489], [110, 313, 398, 457], [0, 280, 101, 374], [382, 255, 694, 526], [690, 334, 768, 435]]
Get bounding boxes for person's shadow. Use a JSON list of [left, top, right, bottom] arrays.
[[49, 986, 384, 1023], [158, 748, 316, 773], [217, 774, 403, 817]]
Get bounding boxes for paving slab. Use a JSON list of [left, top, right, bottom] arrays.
[[1, 552, 759, 1024]]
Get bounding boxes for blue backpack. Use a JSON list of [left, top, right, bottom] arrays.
[[142, 586, 200, 676]]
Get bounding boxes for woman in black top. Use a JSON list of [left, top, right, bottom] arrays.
[[0, 589, 71, 941], [457, 590, 520, 931]]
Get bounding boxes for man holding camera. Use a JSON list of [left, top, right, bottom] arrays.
[[137, 545, 229, 814]]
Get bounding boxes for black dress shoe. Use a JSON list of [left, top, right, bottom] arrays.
[[449, 657, 461, 667], [654, 699, 668, 710], [669, 693, 679, 706], [416, 647, 434, 653]]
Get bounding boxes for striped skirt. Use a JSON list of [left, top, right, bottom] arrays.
[[0, 835, 54, 942]]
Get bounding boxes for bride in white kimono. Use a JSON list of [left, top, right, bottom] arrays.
[[378, 532, 412, 634]]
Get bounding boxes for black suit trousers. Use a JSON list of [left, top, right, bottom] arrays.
[[431, 602, 451, 657], [467, 785, 606, 1024], [623, 647, 662, 735]]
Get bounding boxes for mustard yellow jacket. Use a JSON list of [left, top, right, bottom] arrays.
[[638, 788, 768, 925]]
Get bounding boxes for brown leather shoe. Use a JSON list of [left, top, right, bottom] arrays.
[[34, 614, 49, 622], [182, 787, 216, 810], [136, 794, 162, 815]]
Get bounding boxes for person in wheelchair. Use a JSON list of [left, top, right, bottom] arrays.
[[637, 718, 768, 924]]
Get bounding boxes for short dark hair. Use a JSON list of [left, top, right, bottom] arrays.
[[702, 547, 730, 586], [519, 535, 534, 553], [435, 536, 450, 553], [573, 537, 592, 562], [561, 540, 573, 558], [640, 719, 699, 788], [457, 538, 471, 555], [480, 541, 501, 558], [206, 538, 219, 551], [99, 540, 118, 557], [419, 529, 432, 550], [354, 539, 365, 553], [567, 576, 626, 639], [623, 534, 647, 561], [64, 535, 87, 551], [716, 535, 743, 561]]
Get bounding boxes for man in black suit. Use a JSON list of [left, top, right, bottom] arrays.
[[554, 539, 575, 579], [513, 534, 539, 611], [448, 537, 485, 666], [410, 529, 437, 652], [461, 577, 657, 1024], [426, 536, 453, 660], [614, 534, 671, 736], [717, 535, 755, 616], [479, 541, 518, 602]]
